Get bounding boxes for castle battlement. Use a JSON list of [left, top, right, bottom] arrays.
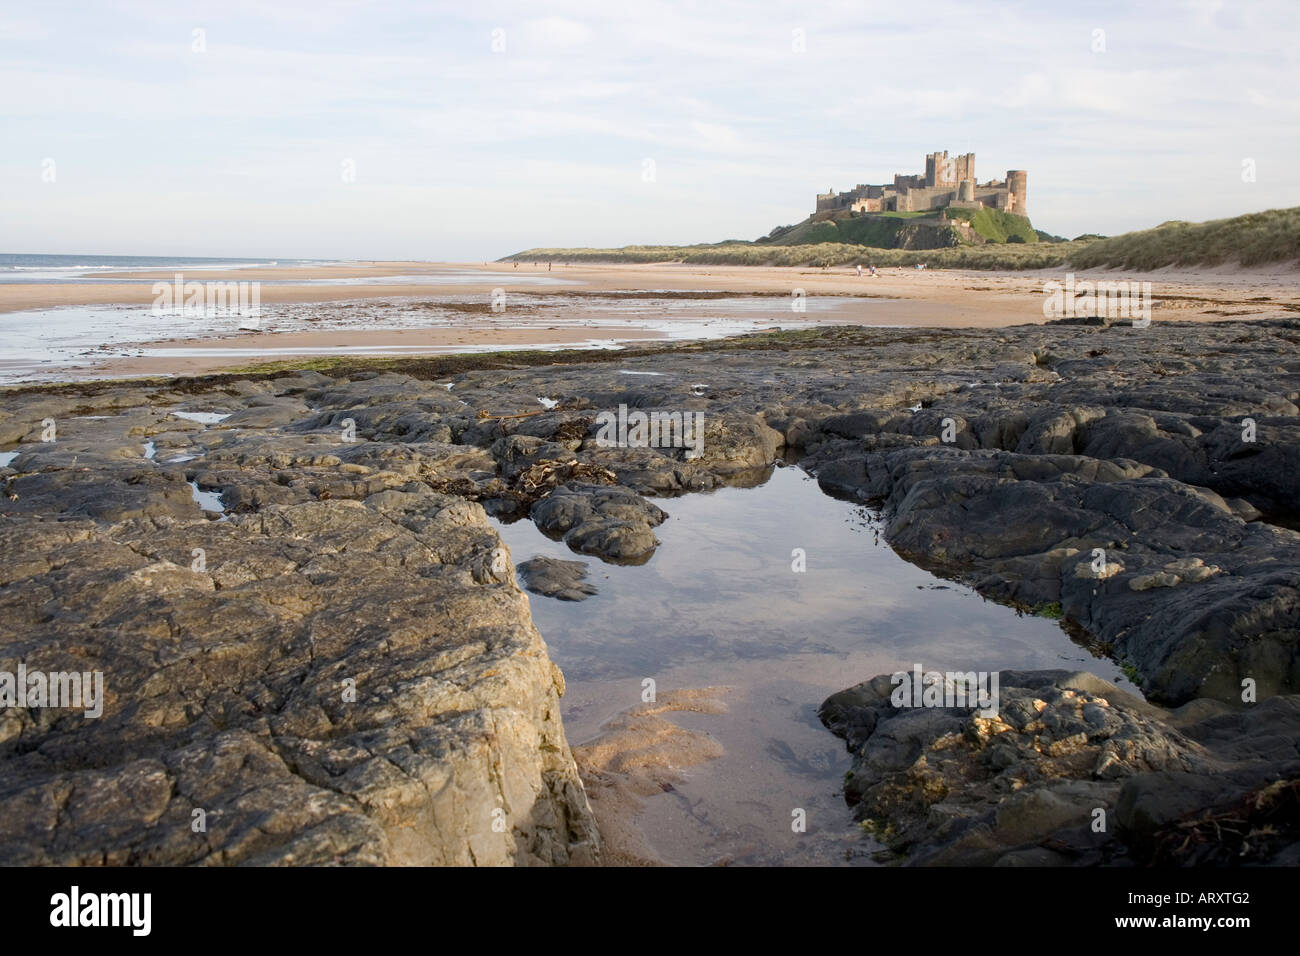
[[815, 151, 1027, 217]]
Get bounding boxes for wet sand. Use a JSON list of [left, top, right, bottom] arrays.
[[93, 325, 667, 378], [573, 688, 730, 867], [5, 258, 1297, 317], [4, 259, 1297, 381]]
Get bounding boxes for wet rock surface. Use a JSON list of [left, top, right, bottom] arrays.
[[517, 556, 599, 602], [1, 317, 1297, 865], [0, 486, 600, 865], [820, 669, 1300, 866]]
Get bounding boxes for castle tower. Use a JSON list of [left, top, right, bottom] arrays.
[[954, 153, 975, 184], [958, 179, 975, 202], [926, 150, 975, 187], [1007, 170, 1028, 214], [924, 150, 947, 187]]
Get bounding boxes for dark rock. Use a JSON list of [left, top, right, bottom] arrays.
[[821, 669, 1300, 865], [530, 482, 667, 564], [517, 557, 598, 601]]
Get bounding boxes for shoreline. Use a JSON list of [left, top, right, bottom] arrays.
[[4, 260, 1299, 384], [4, 259, 1299, 315]]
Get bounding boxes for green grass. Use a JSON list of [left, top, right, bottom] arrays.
[[765, 219, 843, 245], [835, 215, 957, 248], [770, 215, 961, 249], [758, 208, 1036, 248], [942, 207, 1039, 243]]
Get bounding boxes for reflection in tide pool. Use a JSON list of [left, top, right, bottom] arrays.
[[492, 464, 1129, 866]]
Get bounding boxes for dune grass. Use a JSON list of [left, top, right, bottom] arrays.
[[504, 207, 1298, 272], [1069, 208, 1300, 269], [506, 241, 1075, 270]]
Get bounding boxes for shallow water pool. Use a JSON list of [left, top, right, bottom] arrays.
[[492, 464, 1130, 866]]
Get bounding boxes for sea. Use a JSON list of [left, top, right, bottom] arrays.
[[0, 253, 338, 284]]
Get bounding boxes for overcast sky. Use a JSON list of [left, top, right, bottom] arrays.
[[2, 0, 1296, 260]]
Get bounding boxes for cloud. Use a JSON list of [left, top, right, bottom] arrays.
[[521, 16, 595, 48], [688, 121, 743, 152], [3, 0, 1298, 254]]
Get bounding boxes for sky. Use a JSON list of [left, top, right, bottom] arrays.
[[1, 0, 1297, 261]]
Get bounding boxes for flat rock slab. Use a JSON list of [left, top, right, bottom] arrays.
[[0, 479, 599, 865], [517, 557, 598, 602]]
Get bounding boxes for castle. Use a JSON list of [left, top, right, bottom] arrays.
[[815, 151, 1027, 218]]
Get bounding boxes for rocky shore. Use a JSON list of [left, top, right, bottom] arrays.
[[821, 670, 1300, 865], [1, 317, 1296, 865]]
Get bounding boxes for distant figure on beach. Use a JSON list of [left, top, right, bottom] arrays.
[[856, 264, 862, 277], [869, 264, 878, 277], [548, 262, 552, 271]]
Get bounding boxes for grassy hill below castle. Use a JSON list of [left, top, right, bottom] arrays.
[[504, 207, 1299, 272], [760, 207, 1038, 248]]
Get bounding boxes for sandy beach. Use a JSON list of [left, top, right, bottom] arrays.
[[2, 260, 1297, 382], [6, 259, 1299, 313]]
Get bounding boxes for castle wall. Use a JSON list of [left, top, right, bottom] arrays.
[[897, 187, 959, 211], [814, 153, 1026, 218], [971, 185, 1010, 207]]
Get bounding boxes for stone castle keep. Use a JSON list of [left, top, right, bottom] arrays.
[[815, 150, 1027, 218]]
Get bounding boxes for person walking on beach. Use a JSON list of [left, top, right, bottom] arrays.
[[856, 264, 862, 277]]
